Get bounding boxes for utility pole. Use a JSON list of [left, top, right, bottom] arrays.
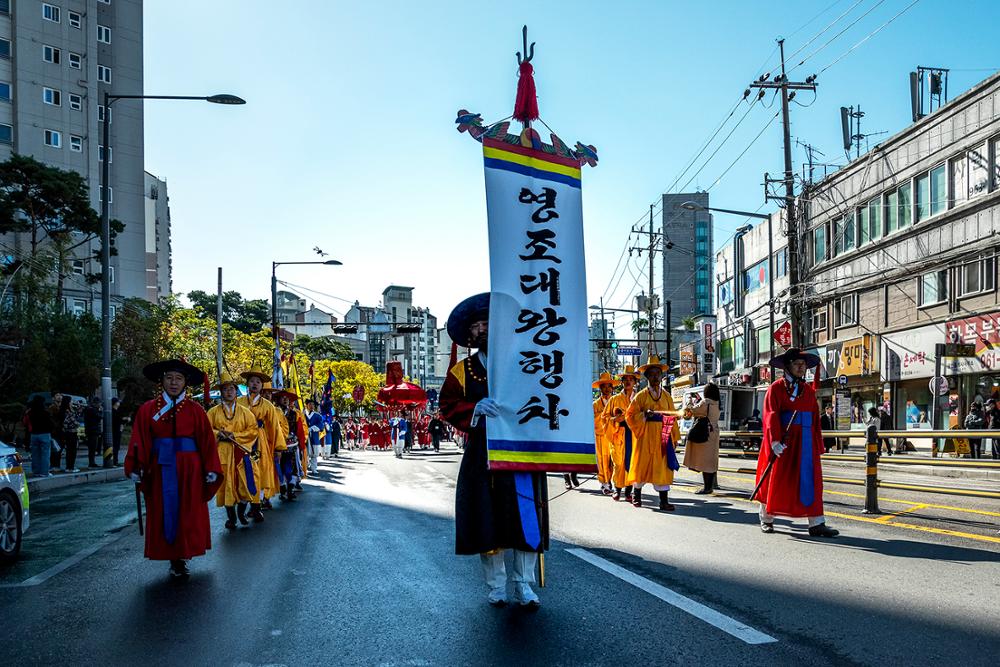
[[630, 204, 662, 357], [216, 267, 223, 378], [752, 38, 816, 348]]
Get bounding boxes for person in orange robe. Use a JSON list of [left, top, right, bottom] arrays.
[[125, 359, 223, 579]]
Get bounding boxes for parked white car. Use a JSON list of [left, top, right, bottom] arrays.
[[0, 440, 30, 563]]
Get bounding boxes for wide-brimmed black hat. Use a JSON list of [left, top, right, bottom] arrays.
[[447, 292, 490, 348], [769, 347, 821, 370], [143, 359, 204, 385]]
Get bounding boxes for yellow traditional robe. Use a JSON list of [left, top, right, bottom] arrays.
[[625, 387, 681, 487], [237, 394, 285, 499], [604, 389, 636, 488], [593, 396, 613, 484], [207, 401, 258, 507]]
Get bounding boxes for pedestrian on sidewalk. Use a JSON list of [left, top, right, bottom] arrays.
[[985, 398, 1000, 459], [48, 392, 64, 471], [111, 397, 126, 466], [125, 359, 223, 580], [59, 395, 82, 473], [755, 348, 839, 538], [83, 396, 103, 468], [23, 395, 53, 477], [878, 407, 893, 456], [820, 404, 836, 453], [440, 293, 544, 609], [964, 402, 986, 459], [683, 382, 721, 495]]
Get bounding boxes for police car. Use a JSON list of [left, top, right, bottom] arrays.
[[0, 440, 29, 563]]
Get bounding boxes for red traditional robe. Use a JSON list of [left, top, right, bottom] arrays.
[[125, 394, 224, 561], [755, 378, 825, 518]]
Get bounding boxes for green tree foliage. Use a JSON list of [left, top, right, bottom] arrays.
[[293, 334, 355, 361], [187, 289, 270, 334]]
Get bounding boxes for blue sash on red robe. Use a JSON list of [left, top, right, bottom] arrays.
[[782, 411, 815, 507], [153, 437, 198, 544]]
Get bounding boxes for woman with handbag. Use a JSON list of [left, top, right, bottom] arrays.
[[683, 383, 721, 495]]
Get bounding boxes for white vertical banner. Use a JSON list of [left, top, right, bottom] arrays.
[[481, 138, 596, 472]]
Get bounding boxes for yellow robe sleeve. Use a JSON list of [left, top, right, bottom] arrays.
[[233, 406, 258, 452], [271, 402, 288, 451], [625, 390, 650, 440], [593, 399, 606, 438]]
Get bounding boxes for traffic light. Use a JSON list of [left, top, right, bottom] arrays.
[[610, 341, 618, 350], [332, 324, 359, 334]]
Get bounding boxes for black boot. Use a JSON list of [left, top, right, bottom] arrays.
[[224, 506, 237, 530], [236, 502, 249, 526], [571, 473, 581, 487], [808, 522, 840, 538], [694, 473, 712, 495], [563, 474, 573, 490], [658, 490, 675, 511], [623, 485, 633, 503], [279, 484, 287, 500], [169, 559, 189, 579], [249, 503, 265, 523], [631, 488, 642, 507], [262, 497, 273, 510]]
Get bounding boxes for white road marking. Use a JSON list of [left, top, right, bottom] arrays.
[[566, 548, 778, 645], [1, 533, 123, 588]]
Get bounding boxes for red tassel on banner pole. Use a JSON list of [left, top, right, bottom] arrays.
[[512, 25, 538, 125]]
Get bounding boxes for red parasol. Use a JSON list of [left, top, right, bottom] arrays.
[[377, 361, 427, 408]]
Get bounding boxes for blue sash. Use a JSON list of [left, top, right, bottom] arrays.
[[623, 426, 633, 472], [242, 454, 257, 495], [514, 472, 541, 550], [781, 411, 815, 507], [152, 437, 198, 545]]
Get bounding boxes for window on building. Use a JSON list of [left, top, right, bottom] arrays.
[[858, 205, 869, 245], [718, 279, 733, 306], [69, 52, 82, 69], [918, 270, 948, 307], [99, 145, 112, 163], [719, 337, 735, 373], [835, 294, 857, 328], [958, 255, 996, 297], [898, 182, 912, 229], [774, 247, 787, 278], [951, 153, 968, 208], [930, 164, 946, 216], [69, 135, 82, 152], [97, 25, 111, 44], [44, 129, 61, 148], [867, 197, 881, 242], [992, 136, 1000, 193], [98, 0, 111, 4], [0, 123, 12, 144], [967, 143, 989, 201], [834, 213, 855, 256], [42, 3, 60, 23], [0, 82, 10, 103], [68, 11, 82, 28], [811, 308, 828, 336], [43, 45, 61, 64], [72, 259, 86, 275], [744, 259, 768, 293], [0, 39, 11, 60], [98, 65, 111, 84], [43, 87, 61, 106], [885, 189, 899, 234], [813, 225, 827, 264], [68, 93, 82, 111]]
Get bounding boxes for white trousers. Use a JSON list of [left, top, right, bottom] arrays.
[[759, 507, 826, 527], [479, 550, 538, 587], [633, 484, 671, 493], [393, 439, 405, 457], [308, 443, 319, 473]]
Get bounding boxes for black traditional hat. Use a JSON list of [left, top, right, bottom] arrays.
[[769, 347, 821, 370], [143, 359, 204, 385], [446, 292, 490, 348]]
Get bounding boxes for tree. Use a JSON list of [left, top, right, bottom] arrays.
[[0, 154, 123, 305], [293, 334, 355, 361], [681, 316, 697, 331], [187, 289, 270, 334]]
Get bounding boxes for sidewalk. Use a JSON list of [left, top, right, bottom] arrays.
[[21, 450, 126, 494]]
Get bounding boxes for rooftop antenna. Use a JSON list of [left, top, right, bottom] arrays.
[[839, 105, 887, 161], [910, 66, 950, 122]]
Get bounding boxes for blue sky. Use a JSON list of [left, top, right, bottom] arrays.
[[144, 0, 1000, 329]]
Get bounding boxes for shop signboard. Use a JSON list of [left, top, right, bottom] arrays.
[[679, 345, 697, 376], [831, 334, 878, 376], [773, 321, 792, 348], [835, 388, 851, 431], [944, 312, 1000, 374], [882, 324, 944, 381]]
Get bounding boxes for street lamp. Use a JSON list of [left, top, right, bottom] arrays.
[[271, 259, 342, 372], [100, 92, 245, 468], [681, 201, 777, 364]]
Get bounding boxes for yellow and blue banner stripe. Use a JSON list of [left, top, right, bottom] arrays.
[[483, 138, 582, 189]]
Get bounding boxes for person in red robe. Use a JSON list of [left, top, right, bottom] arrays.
[[125, 359, 224, 579], [755, 348, 839, 538]]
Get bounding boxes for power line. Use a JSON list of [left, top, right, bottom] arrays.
[[817, 0, 922, 74], [788, 0, 888, 75]]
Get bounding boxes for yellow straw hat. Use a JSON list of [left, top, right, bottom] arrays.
[[637, 355, 669, 374], [213, 369, 240, 391], [240, 359, 270, 382], [617, 364, 641, 381], [591, 371, 619, 389]]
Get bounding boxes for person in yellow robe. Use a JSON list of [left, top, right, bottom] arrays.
[[592, 372, 618, 495], [625, 355, 681, 511], [604, 365, 640, 502], [207, 371, 259, 529], [238, 361, 285, 516]]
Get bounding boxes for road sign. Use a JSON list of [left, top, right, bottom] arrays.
[[617, 346, 642, 356], [837, 374, 849, 387], [773, 321, 792, 348], [929, 376, 949, 396], [943, 343, 976, 357]]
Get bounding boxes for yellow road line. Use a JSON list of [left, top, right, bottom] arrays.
[[824, 489, 1000, 518], [874, 504, 927, 523]]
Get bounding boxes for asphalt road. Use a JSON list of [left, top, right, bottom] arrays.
[[2, 443, 998, 666]]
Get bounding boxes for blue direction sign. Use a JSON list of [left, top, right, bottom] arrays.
[[617, 347, 643, 356]]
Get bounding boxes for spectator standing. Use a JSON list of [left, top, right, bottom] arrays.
[[111, 398, 125, 467], [24, 396, 53, 477], [83, 396, 103, 468], [60, 396, 82, 473], [49, 392, 64, 471], [820, 404, 836, 453], [964, 402, 986, 459], [986, 399, 1000, 459], [878, 407, 893, 456]]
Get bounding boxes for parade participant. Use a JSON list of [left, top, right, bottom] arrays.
[[206, 371, 258, 529], [304, 399, 323, 474], [238, 361, 284, 518], [429, 413, 445, 452], [392, 415, 407, 459], [125, 359, 223, 579], [592, 371, 617, 496], [274, 390, 305, 500], [683, 382, 721, 496], [625, 355, 681, 511], [755, 349, 839, 537], [330, 416, 342, 457], [439, 293, 544, 609], [604, 365, 640, 502]]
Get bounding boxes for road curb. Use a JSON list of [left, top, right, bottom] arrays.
[[28, 467, 124, 494]]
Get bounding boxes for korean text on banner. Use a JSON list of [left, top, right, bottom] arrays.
[[482, 138, 596, 473]]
